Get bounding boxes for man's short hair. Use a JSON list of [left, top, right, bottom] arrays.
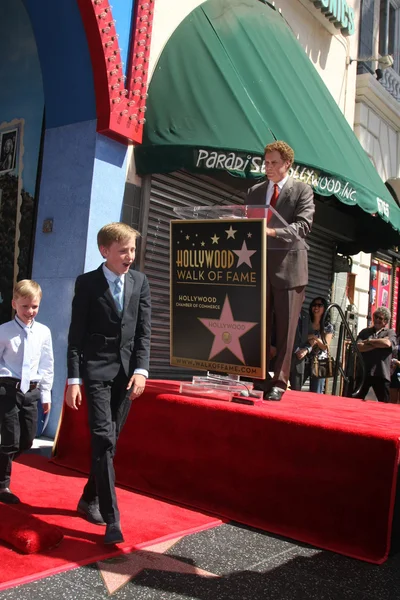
[[374, 306, 391, 322], [97, 223, 140, 248], [264, 141, 295, 167], [13, 280, 42, 300]]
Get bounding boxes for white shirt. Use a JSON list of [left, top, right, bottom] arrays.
[[103, 263, 126, 300], [265, 175, 289, 205], [0, 316, 54, 405], [67, 264, 148, 384]]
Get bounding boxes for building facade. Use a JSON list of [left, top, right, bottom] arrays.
[[352, 0, 400, 331], [0, 0, 152, 435], [131, 0, 400, 378], [1, 0, 400, 437]]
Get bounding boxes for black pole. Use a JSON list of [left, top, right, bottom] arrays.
[[331, 321, 344, 396], [322, 303, 366, 397]]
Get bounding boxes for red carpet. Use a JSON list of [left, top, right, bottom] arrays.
[[0, 453, 222, 591], [54, 381, 400, 564]]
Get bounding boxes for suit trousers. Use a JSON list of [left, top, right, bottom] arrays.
[[0, 383, 39, 489], [356, 376, 390, 403], [83, 367, 132, 524], [265, 283, 305, 391]]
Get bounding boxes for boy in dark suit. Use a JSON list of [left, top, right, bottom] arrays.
[[66, 223, 151, 544]]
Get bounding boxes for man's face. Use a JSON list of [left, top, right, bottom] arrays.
[[265, 150, 291, 183], [100, 236, 136, 275], [373, 313, 388, 329], [12, 295, 41, 326]]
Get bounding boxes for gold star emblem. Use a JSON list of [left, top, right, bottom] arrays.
[[211, 234, 219, 244], [225, 226, 237, 239]]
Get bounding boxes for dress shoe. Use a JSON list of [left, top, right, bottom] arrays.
[[104, 522, 124, 545], [0, 488, 20, 504], [264, 387, 284, 401], [77, 497, 106, 525]]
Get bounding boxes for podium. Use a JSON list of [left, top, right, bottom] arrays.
[[170, 205, 273, 383]]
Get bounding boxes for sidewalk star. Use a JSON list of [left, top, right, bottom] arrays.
[[97, 537, 219, 595]]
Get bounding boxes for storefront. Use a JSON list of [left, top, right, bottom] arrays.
[[133, 0, 400, 378], [137, 170, 336, 378], [0, 0, 154, 436]]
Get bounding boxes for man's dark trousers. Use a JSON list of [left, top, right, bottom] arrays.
[[356, 376, 390, 403], [82, 368, 132, 524], [0, 383, 39, 488]]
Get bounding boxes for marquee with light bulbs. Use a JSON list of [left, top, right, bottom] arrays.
[[77, 0, 154, 145]]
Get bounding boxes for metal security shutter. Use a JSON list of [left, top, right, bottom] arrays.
[[305, 225, 335, 307], [144, 171, 245, 379]]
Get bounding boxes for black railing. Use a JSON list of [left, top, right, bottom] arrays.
[[322, 303, 366, 398]]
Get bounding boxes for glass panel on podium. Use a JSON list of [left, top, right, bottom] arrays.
[[173, 204, 269, 220], [173, 204, 309, 251]]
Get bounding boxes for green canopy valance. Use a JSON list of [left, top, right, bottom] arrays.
[[135, 0, 400, 234]]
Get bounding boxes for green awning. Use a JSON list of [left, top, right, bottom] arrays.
[[135, 0, 400, 234]]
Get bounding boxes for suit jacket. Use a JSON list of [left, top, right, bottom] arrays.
[[246, 177, 315, 289], [67, 266, 151, 381]]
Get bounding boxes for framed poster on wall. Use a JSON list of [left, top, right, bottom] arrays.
[[370, 259, 392, 323]]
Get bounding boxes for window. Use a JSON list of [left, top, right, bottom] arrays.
[[379, 0, 399, 73]]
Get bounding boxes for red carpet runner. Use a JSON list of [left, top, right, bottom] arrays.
[[0, 453, 222, 591], [54, 381, 400, 564]]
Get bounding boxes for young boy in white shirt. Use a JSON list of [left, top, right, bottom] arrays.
[[0, 280, 54, 503]]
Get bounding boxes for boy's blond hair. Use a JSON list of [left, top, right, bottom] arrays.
[[97, 223, 140, 249], [13, 280, 42, 300], [264, 141, 295, 167]]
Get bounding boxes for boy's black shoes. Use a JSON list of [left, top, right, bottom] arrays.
[[0, 488, 20, 504], [77, 498, 106, 525], [104, 522, 124, 545]]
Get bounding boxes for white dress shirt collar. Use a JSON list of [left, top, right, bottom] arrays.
[[102, 263, 125, 285], [15, 315, 33, 332], [268, 174, 289, 192]]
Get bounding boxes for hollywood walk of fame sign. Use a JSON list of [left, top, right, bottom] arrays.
[[170, 218, 266, 378]]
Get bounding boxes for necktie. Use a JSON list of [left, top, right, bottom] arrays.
[[113, 277, 123, 314], [20, 329, 31, 394], [267, 184, 279, 223]]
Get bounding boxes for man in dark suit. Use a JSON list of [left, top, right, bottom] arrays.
[[246, 141, 314, 401], [66, 223, 151, 544]]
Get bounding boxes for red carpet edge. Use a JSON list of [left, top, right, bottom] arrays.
[[0, 455, 224, 592], [0, 521, 222, 592]]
